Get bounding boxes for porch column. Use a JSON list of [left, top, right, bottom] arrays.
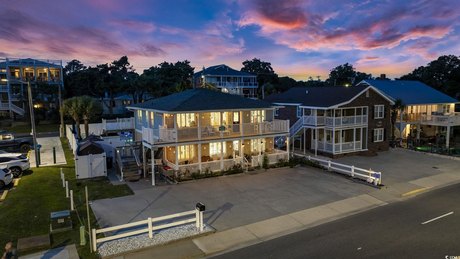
[[340, 129, 343, 153], [416, 124, 421, 143], [142, 144, 147, 178], [173, 114, 178, 141], [286, 136, 290, 155], [353, 128, 356, 151], [175, 145, 179, 171], [303, 128, 306, 154], [198, 143, 202, 172], [315, 128, 318, 156], [240, 111, 244, 137], [332, 130, 335, 154], [220, 141, 224, 171], [197, 113, 201, 140], [446, 125, 451, 148], [151, 147, 155, 186]]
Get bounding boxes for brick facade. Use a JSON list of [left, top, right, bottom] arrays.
[[276, 105, 300, 127]]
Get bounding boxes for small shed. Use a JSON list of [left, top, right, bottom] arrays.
[[75, 140, 107, 179]]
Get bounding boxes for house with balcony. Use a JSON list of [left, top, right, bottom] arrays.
[[358, 80, 460, 148], [266, 85, 394, 157], [0, 58, 63, 118], [127, 88, 289, 180], [193, 64, 258, 98]]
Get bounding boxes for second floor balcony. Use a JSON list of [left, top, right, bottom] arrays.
[[142, 119, 289, 145], [302, 115, 368, 127], [403, 112, 460, 126]]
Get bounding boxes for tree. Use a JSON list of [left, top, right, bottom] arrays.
[[326, 63, 372, 86], [241, 58, 279, 97], [399, 55, 460, 99], [390, 98, 405, 141], [63, 97, 84, 139], [64, 59, 86, 75], [80, 96, 102, 137]]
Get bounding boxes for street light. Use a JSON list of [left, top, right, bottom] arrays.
[[2, 79, 39, 167]]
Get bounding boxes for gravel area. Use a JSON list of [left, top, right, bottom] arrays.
[[98, 224, 213, 257]]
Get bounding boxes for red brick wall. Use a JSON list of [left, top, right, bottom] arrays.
[[275, 105, 299, 127]]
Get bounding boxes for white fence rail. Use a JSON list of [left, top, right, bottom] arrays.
[[294, 154, 382, 185], [92, 207, 205, 252]]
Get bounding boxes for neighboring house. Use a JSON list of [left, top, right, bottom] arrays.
[[358, 80, 460, 148], [193, 64, 258, 98], [127, 88, 289, 175], [100, 93, 151, 116], [0, 58, 63, 118], [266, 85, 394, 157]]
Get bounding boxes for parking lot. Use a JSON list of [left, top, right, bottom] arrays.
[[91, 148, 460, 233]]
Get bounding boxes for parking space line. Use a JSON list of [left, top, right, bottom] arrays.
[[421, 211, 454, 225]]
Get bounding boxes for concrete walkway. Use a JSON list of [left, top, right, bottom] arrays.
[[20, 245, 78, 259], [29, 137, 67, 167]]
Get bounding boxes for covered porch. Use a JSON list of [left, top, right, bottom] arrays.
[[308, 127, 368, 155]]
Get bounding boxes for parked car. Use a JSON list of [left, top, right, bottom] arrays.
[[0, 131, 34, 153], [0, 156, 30, 177], [0, 150, 28, 160], [0, 167, 13, 189]]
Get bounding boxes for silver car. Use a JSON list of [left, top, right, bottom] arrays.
[[0, 167, 13, 189], [0, 156, 30, 177]]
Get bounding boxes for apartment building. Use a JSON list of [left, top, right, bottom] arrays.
[[193, 64, 258, 98], [0, 58, 63, 118], [127, 88, 289, 177], [266, 85, 394, 157]]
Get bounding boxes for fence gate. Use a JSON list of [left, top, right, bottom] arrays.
[[76, 153, 107, 179]]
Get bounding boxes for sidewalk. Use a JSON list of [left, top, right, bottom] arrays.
[[115, 165, 460, 259], [29, 137, 67, 167], [20, 245, 78, 259]]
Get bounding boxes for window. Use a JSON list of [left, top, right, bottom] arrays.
[[178, 145, 195, 161], [177, 113, 196, 128], [374, 105, 384, 119], [209, 142, 226, 156], [296, 106, 302, 118], [250, 138, 265, 153], [210, 112, 221, 126], [251, 110, 265, 123], [274, 108, 279, 117], [233, 112, 239, 124], [373, 128, 384, 142]]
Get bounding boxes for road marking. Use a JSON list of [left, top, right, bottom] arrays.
[[402, 187, 429, 197], [421, 212, 454, 225]]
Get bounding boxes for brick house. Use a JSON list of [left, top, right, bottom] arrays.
[[265, 85, 394, 158]]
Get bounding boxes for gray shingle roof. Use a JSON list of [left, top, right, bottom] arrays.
[[194, 64, 256, 78], [0, 58, 62, 68], [265, 86, 368, 108], [128, 88, 273, 112], [360, 80, 459, 105]]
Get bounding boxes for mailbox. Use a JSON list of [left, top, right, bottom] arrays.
[[196, 202, 205, 212]]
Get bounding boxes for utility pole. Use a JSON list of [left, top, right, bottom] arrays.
[[27, 81, 39, 167]]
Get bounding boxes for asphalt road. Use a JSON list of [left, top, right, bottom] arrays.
[[213, 183, 460, 259]]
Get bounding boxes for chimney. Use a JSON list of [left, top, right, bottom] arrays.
[[380, 74, 386, 79]]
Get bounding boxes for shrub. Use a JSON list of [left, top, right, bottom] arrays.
[[262, 154, 269, 170]]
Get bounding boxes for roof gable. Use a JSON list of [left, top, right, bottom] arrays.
[[360, 79, 459, 105], [128, 88, 273, 112]]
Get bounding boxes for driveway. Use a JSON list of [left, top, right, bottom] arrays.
[[334, 148, 460, 186], [91, 166, 373, 231]]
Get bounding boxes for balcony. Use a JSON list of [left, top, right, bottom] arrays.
[[302, 115, 367, 127], [312, 141, 363, 154], [207, 81, 258, 88], [102, 117, 135, 131], [403, 113, 460, 126], [142, 120, 289, 145]]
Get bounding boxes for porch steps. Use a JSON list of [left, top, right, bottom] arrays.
[[122, 159, 141, 181]]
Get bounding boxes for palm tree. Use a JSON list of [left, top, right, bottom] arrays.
[[63, 97, 84, 139], [80, 96, 102, 137], [390, 98, 406, 141]]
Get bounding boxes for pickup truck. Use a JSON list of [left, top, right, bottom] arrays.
[[0, 131, 33, 153]]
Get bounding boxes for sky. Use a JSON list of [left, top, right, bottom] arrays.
[[1, 0, 459, 80]]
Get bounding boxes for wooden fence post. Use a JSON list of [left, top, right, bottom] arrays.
[[148, 217, 153, 239]]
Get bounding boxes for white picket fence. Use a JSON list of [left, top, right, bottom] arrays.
[[295, 154, 382, 185], [92, 207, 204, 252]]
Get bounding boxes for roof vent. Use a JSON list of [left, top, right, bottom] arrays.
[[305, 90, 309, 94]]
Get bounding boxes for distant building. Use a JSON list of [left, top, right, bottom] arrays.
[[0, 58, 63, 118], [359, 80, 460, 148], [266, 85, 394, 157], [193, 64, 258, 98], [99, 93, 152, 116]]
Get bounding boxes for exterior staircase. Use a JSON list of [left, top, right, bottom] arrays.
[[289, 117, 304, 137], [121, 158, 141, 181]]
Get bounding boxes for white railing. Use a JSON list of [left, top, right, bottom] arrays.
[[92, 207, 205, 252], [290, 118, 304, 137], [102, 117, 134, 131], [420, 113, 460, 126], [251, 150, 289, 167], [303, 115, 325, 126], [312, 141, 362, 154], [295, 154, 382, 185], [10, 103, 25, 115], [325, 115, 367, 127]]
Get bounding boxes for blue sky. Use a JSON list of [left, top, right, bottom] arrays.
[[1, 0, 459, 80]]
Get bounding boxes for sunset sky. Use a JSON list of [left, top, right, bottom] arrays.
[[1, 0, 459, 80]]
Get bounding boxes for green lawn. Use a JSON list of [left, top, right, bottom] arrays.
[[0, 138, 133, 258], [7, 123, 60, 134]]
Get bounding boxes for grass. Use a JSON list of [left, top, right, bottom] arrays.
[[7, 123, 60, 134], [0, 138, 133, 258]]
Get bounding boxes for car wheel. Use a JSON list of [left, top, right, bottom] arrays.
[[0, 180, 4, 190], [20, 143, 31, 153], [10, 167, 22, 178]]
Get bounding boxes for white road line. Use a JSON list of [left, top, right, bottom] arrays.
[[421, 211, 454, 225]]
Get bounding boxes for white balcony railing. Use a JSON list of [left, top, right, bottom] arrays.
[[420, 113, 460, 126], [142, 120, 289, 144], [102, 117, 135, 131], [302, 115, 367, 127]]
